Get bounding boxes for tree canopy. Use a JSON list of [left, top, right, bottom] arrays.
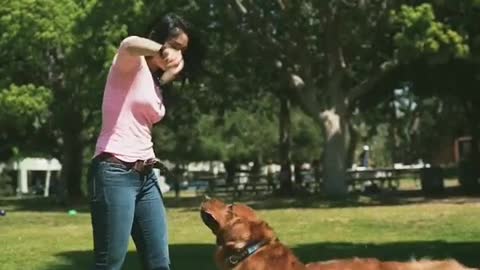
[[1, 0, 479, 198]]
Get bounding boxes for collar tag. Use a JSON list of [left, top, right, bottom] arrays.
[[247, 243, 262, 254], [226, 241, 267, 267]]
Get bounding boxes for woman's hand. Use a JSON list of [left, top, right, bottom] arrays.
[[156, 46, 185, 85], [159, 59, 184, 85], [161, 47, 183, 68]]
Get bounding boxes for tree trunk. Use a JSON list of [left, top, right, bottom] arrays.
[[320, 6, 348, 197], [346, 121, 359, 168], [469, 105, 480, 171], [462, 102, 480, 192], [278, 96, 293, 195], [287, 78, 350, 196], [320, 109, 348, 196], [61, 128, 85, 203]]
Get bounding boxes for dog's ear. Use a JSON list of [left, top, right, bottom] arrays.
[[231, 204, 258, 221]]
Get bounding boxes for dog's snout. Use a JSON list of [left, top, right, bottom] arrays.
[[200, 195, 212, 212]]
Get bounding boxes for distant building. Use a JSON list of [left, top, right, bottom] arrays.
[[4, 158, 61, 196]]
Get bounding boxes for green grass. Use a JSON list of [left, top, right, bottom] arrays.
[[1, 196, 480, 269]]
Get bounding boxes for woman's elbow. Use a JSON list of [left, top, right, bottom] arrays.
[[119, 36, 140, 51]]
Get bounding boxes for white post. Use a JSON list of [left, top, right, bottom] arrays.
[[17, 169, 21, 196], [44, 170, 51, 197], [19, 169, 28, 194]]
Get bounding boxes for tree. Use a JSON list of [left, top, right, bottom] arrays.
[[0, 0, 150, 200], [2, 0, 475, 200], [204, 1, 470, 196], [353, 2, 477, 172], [390, 1, 480, 190], [0, 84, 53, 160]]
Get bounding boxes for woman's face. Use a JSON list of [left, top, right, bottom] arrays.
[[166, 29, 189, 52]]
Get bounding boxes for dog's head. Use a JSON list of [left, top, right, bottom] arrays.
[[200, 198, 276, 251]]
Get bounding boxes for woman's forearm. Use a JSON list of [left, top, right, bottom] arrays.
[[120, 36, 162, 56]]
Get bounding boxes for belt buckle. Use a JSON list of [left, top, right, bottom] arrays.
[[133, 161, 143, 173], [144, 158, 158, 167], [135, 159, 156, 174]]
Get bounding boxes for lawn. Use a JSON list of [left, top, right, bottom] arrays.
[[1, 195, 479, 270]]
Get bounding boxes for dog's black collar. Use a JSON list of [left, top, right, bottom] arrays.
[[225, 240, 269, 267]]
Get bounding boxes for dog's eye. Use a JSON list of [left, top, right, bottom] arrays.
[[228, 204, 235, 214]]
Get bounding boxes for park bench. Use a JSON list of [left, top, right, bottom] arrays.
[[346, 169, 405, 192], [346, 166, 448, 195], [194, 166, 448, 197], [201, 173, 279, 197]]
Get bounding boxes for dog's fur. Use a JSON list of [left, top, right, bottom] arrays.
[[306, 258, 472, 270], [200, 198, 475, 270]]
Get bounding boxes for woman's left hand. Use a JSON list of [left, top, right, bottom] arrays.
[[161, 47, 183, 68], [160, 59, 184, 84]]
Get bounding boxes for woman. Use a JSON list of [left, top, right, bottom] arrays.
[[89, 13, 203, 270]]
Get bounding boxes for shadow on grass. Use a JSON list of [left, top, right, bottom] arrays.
[[2, 187, 479, 213], [44, 241, 479, 270], [45, 243, 217, 270], [0, 196, 205, 213]]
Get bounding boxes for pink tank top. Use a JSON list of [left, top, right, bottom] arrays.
[[94, 37, 166, 162]]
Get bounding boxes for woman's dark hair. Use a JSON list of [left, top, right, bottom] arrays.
[[148, 13, 205, 82]]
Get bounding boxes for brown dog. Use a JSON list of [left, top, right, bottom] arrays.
[[200, 198, 307, 270], [200, 198, 475, 270]]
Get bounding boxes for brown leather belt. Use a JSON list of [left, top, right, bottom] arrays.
[[95, 152, 158, 174]]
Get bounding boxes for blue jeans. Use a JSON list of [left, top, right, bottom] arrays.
[[88, 159, 170, 270]]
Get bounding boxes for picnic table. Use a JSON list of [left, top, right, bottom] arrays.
[[193, 172, 279, 197], [194, 165, 442, 197], [346, 167, 422, 190]]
